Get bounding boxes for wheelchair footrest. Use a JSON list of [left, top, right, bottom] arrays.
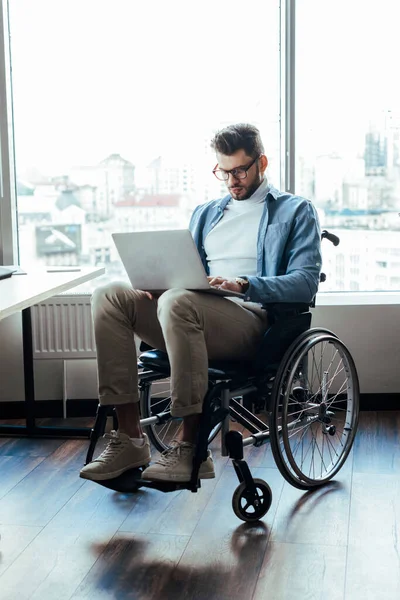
[[88, 467, 145, 493], [140, 478, 201, 493], [83, 467, 201, 494]]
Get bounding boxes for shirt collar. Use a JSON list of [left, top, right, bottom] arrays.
[[267, 184, 280, 200]]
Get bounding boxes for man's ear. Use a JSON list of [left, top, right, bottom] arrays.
[[259, 154, 268, 174]]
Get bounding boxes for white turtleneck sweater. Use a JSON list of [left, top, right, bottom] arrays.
[[204, 178, 269, 277]]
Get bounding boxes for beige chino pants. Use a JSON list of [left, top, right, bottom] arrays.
[[91, 283, 269, 417]]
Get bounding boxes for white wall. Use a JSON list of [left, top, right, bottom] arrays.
[[311, 304, 400, 394], [0, 301, 399, 402]]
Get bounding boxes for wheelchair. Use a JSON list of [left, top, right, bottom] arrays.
[[84, 230, 360, 522]]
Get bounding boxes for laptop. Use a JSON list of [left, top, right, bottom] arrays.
[[112, 229, 245, 298]]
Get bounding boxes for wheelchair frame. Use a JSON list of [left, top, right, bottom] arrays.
[[85, 370, 279, 522], [83, 230, 359, 522]]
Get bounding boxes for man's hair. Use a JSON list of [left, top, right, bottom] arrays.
[[210, 123, 264, 158]]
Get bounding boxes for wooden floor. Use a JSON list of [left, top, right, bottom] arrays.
[[0, 411, 399, 600]]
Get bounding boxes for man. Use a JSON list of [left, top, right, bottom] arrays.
[[80, 123, 322, 483]]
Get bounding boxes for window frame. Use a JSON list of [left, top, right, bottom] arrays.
[[1, 0, 399, 303], [0, 0, 18, 265]]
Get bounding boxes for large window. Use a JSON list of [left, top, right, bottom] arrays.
[[8, 0, 280, 290], [5, 1, 400, 293], [296, 0, 400, 291]]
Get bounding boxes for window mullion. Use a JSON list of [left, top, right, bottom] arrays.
[[280, 0, 296, 193]]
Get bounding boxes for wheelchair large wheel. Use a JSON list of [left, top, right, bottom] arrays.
[[269, 329, 359, 490], [140, 375, 222, 453]]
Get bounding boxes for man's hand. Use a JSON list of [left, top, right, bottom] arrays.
[[207, 276, 243, 294], [143, 291, 162, 300]]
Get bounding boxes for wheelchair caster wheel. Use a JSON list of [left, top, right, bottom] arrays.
[[232, 478, 272, 522]]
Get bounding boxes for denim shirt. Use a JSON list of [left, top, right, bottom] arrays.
[[189, 184, 322, 306]]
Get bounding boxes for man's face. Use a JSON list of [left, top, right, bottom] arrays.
[[216, 149, 266, 201]]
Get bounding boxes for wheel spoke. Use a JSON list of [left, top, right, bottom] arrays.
[[150, 395, 172, 409]]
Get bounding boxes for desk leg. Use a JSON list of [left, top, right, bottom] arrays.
[[0, 307, 91, 439], [22, 306, 36, 432]]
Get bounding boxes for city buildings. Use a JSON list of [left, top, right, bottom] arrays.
[[14, 110, 400, 291]]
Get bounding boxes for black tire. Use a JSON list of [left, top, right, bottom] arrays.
[[232, 478, 272, 522], [269, 330, 359, 490], [140, 375, 222, 453]]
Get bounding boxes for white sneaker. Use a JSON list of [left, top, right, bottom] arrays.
[[141, 441, 215, 482], [80, 430, 151, 481]]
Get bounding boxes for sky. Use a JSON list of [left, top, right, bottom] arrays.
[[295, 0, 400, 159], [7, 0, 400, 178], [8, 0, 279, 176]]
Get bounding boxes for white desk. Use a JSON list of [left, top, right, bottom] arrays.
[[0, 267, 105, 437]]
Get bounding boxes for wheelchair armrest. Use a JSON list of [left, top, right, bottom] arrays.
[[263, 302, 311, 324]]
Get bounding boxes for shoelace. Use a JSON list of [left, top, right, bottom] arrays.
[[154, 440, 193, 467], [96, 430, 128, 463]]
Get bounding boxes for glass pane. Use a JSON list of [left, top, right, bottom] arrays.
[[9, 0, 280, 292], [296, 0, 400, 292]]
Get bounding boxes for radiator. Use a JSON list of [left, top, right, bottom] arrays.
[[32, 294, 96, 360]]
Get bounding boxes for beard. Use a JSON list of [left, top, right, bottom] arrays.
[[229, 178, 262, 200], [228, 167, 263, 201]]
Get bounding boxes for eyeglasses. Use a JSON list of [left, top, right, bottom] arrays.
[[212, 156, 259, 181]]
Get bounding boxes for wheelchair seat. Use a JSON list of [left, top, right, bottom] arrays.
[[139, 349, 255, 380]]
